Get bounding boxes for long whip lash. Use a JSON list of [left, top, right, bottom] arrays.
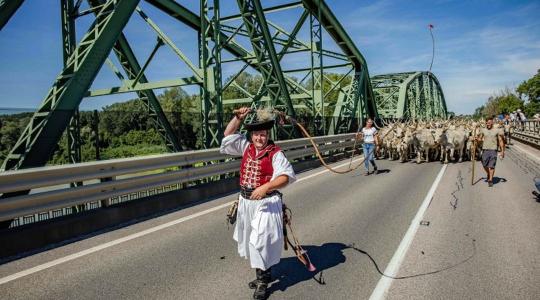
[[283, 112, 397, 174]]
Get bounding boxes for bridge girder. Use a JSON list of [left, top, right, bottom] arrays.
[[0, 0, 24, 30], [2, 0, 141, 171], [371, 71, 447, 120], [1, 0, 377, 172]]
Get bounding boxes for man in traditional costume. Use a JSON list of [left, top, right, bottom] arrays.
[[220, 107, 296, 299]]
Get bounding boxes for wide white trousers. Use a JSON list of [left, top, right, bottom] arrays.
[[234, 194, 284, 270]]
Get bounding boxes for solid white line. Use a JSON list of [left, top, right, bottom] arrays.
[[0, 156, 364, 285], [368, 164, 448, 300]]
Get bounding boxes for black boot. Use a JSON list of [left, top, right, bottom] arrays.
[[252, 267, 271, 299], [248, 268, 267, 289], [248, 268, 261, 289]]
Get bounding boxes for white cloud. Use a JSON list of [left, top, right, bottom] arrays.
[[341, 1, 540, 115]]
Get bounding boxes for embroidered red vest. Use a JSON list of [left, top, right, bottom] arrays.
[[239, 142, 281, 189]]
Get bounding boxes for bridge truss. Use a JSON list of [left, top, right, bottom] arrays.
[[371, 71, 447, 120], [0, 0, 378, 171]]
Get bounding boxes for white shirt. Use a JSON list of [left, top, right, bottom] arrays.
[[362, 127, 377, 144], [220, 134, 296, 184], [221, 134, 293, 270]]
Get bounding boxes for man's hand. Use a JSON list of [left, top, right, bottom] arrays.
[[235, 107, 251, 121], [251, 184, 269, 200]]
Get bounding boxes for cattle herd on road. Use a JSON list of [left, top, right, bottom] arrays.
[[371, 119, 508, 164]]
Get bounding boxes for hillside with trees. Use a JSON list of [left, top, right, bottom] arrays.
[[473, 69, 540, 119]]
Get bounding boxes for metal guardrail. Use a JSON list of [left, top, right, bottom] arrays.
[[0, 133, 357, 224], [512, 120, 540, 147]]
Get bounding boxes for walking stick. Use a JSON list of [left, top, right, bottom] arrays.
[[471, 128, 477, 185]]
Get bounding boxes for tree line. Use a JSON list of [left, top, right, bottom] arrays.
[[473, 69, 540, 118], [0, 72, 351, 167]]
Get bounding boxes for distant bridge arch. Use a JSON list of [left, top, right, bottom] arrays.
[[371, 71, 447, 120]]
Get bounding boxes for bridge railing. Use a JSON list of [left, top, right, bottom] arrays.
[[0, 133, 357, 225], [512, 120, 540, 147]]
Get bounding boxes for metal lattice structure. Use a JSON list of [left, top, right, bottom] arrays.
[[1, 0, 378, 172], [371, 71, 447, 120]]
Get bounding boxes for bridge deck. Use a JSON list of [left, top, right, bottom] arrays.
[[0, 143, 538, 299]]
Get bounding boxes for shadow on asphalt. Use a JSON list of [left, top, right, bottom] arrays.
[[472, 177, 485, 185], [492, 177, 507, 185], [533, 191, 540, 202], [346, 240, 476, 280], [351, 169, 391, 177], [268, 243, 347, 295], [473, 176, 508, 186]]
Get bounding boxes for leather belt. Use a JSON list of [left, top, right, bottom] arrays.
[[240, 187, 281, 199]]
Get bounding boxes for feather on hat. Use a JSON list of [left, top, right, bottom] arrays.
[[245, 107, 276, 131]]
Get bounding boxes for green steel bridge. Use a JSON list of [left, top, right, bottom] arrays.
[[371, 71, 447, 120], [4, 5, 540, 298], [0, 0, 447, 172]]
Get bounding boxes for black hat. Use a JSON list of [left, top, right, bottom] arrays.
[[244, 108, 276, 131], [245, 119, 275, 131]]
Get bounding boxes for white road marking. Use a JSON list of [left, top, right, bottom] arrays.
[[512, 143, 540, 163], [0, 156, 364, 285], [368, 164, 448, 300]]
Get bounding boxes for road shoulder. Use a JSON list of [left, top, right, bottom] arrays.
[[386, 151, 540, 299]]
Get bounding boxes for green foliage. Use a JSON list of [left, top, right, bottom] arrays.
[[474, 68, 540, 119], [222, 71, 352, 117], [0, 86, 204, 166], [516, 69, 540, 103], [524, 101, 540, 118], [158, 87, 201, 150], [1, 69, 357, 167], [0, 113, 32, 163], [303, 72, 352, 116], [222, 72, 263, 113], [101, 144, 167, 160], [480, 89, 523, 118]]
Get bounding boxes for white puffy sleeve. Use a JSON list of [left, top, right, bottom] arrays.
[[220, 134, 249, 156], [271, 151, 296, 185]]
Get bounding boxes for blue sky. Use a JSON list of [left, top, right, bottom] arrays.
[[0, 0, 539, 115]]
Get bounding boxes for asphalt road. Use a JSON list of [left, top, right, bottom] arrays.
[[0, 142, 538, 299], [386, 142, 540, 300]]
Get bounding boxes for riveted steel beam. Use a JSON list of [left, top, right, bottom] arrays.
[[235, 0, 295, 113], [2, 0, 141, 171], [0, 0, 24, 30], [371, 71, 447, 120], [88, 0, 182, 152], [199, 0, 224, 148]]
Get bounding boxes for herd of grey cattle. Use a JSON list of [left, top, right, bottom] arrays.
[[373, 119, 507, 164]]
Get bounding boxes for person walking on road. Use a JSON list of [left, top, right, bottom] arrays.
[[477, 118, 505, 187], [503, 113, 511, 145], [220, 107, 296, 299], [357, 118, 379, 175], [517, 109, 527, 130]]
